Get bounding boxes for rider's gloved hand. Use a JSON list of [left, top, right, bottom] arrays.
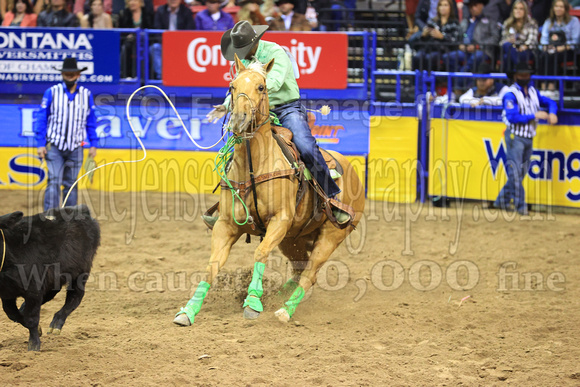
[[206, 105, 227, 123]]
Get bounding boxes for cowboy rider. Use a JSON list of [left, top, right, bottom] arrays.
[[206, 21, 353, 226]]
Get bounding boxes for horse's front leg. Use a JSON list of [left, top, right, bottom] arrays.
[[243, 212, 293, 320], [173, 219, 242, 326]]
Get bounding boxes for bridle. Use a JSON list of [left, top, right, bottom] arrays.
[[228, 72, 270, 138]]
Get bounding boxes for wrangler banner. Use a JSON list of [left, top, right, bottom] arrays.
[[429, 119, 580, 208], [0, 28, 120, 83], [161, 31, 348, 89]]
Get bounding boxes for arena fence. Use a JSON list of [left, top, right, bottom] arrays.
[[1, 28, 580, 208]]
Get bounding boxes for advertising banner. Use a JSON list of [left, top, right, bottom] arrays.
[[429, 119, 580, 208], [368, 116, 419, 203], [0, 28, 120, 83], [162, 31, 348, 89], [0, 103, 368, 155]]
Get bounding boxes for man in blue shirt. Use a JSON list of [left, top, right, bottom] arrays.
[[195, 0, 234, 31], [35, 57, 98, 211], [493, 62, 558, 215]]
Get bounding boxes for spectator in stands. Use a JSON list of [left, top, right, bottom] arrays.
[[410, 0, 461, 72], [154, 0, 195, 29], [500, 0, 538, 72], [195, 0, 234, 30], [37, 0, 80, 26], [405, 0, 420, 37], [80, 0, 113, 27], [74, 0, 113, 21], [446, 0, 499, 79], [413, 0, 458, 31], [484, 0, 513, 24], [113, 0, 153, 18], [119, 0, 153, 28], [261, 0, 277, 18], [459, 62, 509, 105], [2, 0, 37, 26], [268, 0, 311, 30], [304, 2, 318, 29], [237, 0, 267, 25], [119, 0, 152, 78], [151, 0, 195, 78], [538, 0, 580, 97], [530, 0, 553, 26]]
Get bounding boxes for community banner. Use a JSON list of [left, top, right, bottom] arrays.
[[161, 31, 348, 89], [429, 119, 580, 208], [0, 27, 120, 83]]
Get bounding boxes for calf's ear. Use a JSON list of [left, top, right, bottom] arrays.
[[0, 211, 24, 229]]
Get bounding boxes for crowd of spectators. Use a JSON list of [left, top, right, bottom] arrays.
[[0, 0, 339, 31], [406, 0, 580, 99], [1, 0, 579, 91]]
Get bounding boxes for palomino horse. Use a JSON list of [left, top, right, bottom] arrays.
[[173, 55, 365, 326]]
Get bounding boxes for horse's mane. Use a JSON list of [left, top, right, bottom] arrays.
[[235, 60, 267, 79]]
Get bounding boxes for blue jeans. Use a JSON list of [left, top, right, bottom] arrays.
[[494, 129, 533, 212], [44, 145, 84, 211], [502, 43, 534, 73], [271, 100, 341, 197], [151, 43, 162, 79], [445, 50, 488, 88]]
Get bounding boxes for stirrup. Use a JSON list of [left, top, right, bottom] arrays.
[[324, 198, 354, 229], [332, 208, 351, 225], [202, 202, 220, 229]]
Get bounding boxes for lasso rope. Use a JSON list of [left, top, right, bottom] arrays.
[[214, 135, 251, 226], [61, 85, 228, 208]]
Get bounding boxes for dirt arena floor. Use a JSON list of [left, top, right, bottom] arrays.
[[0, 189, 579, 386]]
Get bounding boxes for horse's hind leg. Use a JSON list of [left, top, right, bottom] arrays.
[[173, 219, 241, 326], [243, 213, 293, 320], [275, 227, 347, 322]]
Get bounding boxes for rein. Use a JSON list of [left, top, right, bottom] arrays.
[[0, 229, 5, 273], [218, 74, 288, 233], [245, 139, 267, 234]]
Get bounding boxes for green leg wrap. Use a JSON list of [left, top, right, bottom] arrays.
[[176, 281, 211, 323], [243, 262, 266, 312], [283, 286, 306, 318], [278, 278, 299, 295]]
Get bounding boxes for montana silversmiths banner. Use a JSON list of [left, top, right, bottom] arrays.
[[0, 28, 120, 83]]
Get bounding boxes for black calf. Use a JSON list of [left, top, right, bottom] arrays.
[[0, 205, 100, 351]]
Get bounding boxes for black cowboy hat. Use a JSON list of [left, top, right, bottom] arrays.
[[275, 0, 293, 5], [237, 0, 264, 5], [221, 21, 269, 61], [513, 61, 535, 74], [53, 57, 88, 72], [464, 0, 489, 6], [475, 62, 493, 75]]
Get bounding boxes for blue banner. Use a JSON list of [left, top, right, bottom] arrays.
[[0, 28, 120, 83], [0, 103, 369, 155]]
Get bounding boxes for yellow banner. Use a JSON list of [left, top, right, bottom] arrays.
[[0, 147, 365, 195], [368, 116, 419, 203], [429, 119, 580, 208]]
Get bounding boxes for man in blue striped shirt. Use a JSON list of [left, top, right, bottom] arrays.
[[493, 62, 558, 215], [34, 57, 98, 212]]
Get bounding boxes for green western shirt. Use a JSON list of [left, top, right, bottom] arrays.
[[223, 40, 300, 109]]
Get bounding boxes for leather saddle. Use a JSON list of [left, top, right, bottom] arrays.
[[270, 126, 344, 180]]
